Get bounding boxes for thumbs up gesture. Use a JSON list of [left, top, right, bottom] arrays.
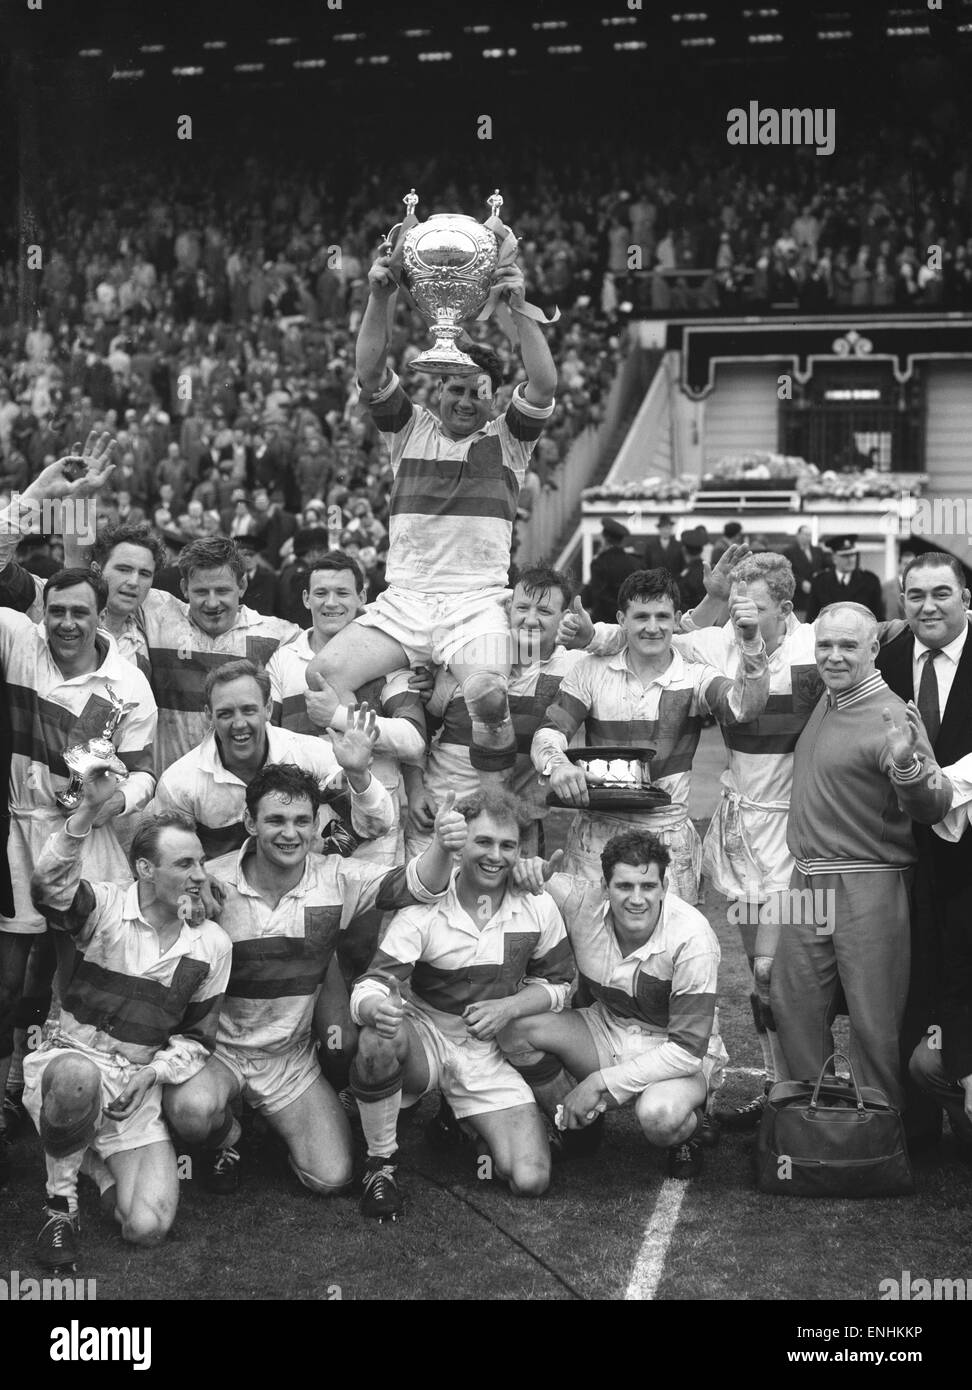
[[511, 848, 566, 896], [729, 579, 760, 643], [433, 789, 467, 854], [556, 595, 595, 651]]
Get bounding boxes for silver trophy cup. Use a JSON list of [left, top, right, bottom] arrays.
[[397, 191, 502, 377], [56, 685, 137, 812]]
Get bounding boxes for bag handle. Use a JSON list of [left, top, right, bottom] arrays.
[[809, 1051, 866, 1114]]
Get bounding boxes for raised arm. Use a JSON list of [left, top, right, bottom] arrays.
[[356, 251, 397, 397]]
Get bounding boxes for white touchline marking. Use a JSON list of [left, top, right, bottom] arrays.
[[624, 1179, 687, 1301], [724, 1065, 765, 1078]]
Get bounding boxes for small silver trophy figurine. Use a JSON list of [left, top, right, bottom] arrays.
[[56, 685, 137, 811], [395, 190, 503, 376]]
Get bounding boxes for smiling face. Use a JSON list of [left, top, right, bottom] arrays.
[[304, 567, 363, 640], [509, 581, 567, 664], [139, 827, 208, 916], [183, 564, 244, 636], [44, 582, 101, 668], [902, 562, 970, 650], [606, 858, 666, 941], [208, 675, 270, 766], [458, 811, 520, 900], [814, 609, 879, 692], [437, 372, 494, 439], [101, 542, 156, 618], [618, 594, 679, 663], [244, 790, 316, 873]]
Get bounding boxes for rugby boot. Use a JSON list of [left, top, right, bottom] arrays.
[[37, 1198, 81, 1271], [361, 1151, 403, 1222], [715, 1084, 769, 1133], [203, 1144, 241, 1195], [666, 1136, 704, 1180]]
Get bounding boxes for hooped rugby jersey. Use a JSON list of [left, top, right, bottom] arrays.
[[30, 827, 232, 1084], [268, 627, 427, 798], [350, 870, 574, 1043], [531, 642, 768, 812], [544, 871, 720, 1103], [364, 372, 554, 595], [150, 724, 395, 859], [138, 588, 299, 770], [206, 840, 444, 1055], [0, 616, 156, 817], [424, 646, 588, 820]]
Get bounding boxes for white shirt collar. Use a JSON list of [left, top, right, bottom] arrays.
[[913, 622, 968, 666]]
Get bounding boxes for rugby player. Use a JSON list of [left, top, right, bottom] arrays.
[[507, 830, 726, 1180], [306, 247, 558, 792], [0, 562, 157, 1188], [350, 789, 574, 1220], [26, 764, 230, 1268], [268, 551, 426, 867], [150, 658, 394, 859], [404, 565, 595, 859], [531, 569, 768, 901], [163, 764, 466, 1199]]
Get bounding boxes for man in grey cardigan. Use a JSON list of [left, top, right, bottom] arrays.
[[772, 602, 953, 1111]]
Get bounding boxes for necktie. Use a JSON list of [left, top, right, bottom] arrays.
[[917, 649, 941, 745]]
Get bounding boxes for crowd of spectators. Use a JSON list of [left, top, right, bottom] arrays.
[[1, 106, 970, 597]]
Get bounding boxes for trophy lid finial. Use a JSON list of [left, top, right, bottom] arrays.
[[487, 189, 504, 218], [403, 189, 419, 215]]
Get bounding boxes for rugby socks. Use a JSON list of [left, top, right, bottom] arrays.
[[45, 1153, 83, 1216], [508, 1051, 573, 1120], [207, 1111, 242, 1153], [462, 673, 517, 775], [749, 989, 776, 1082], [350, 1058, 404, 1160]]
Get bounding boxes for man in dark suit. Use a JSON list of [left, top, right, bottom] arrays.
[[875, 552, 972, 1154], [582, 518, 643, 623], [806, 534, 884, 621], [643, 513, 684, 577], [783, 523, 829, 617], [236, 533, 280, 618], [677, 526, 708, 611]]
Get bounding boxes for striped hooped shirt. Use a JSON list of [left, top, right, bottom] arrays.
[[365, 372, 554, 595], [424, 646, 589, 820], [531, 642, 769, 814], [543, 872, 720, 1103], [150, 724, 395, 860], [138, 589, 300, 771], [206, 840, 443, 1056], [350, 870, 574, 1042], [0, 619, 157, 818], [30, 827, 232, 1084], [268, 628, 427, 799]]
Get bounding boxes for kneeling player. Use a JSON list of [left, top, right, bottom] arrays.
[[349, 790, 574, 1219], [163, 765, 465, 1198], [507, 830, 727, 1179], [25, 768, 231, 1269]]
